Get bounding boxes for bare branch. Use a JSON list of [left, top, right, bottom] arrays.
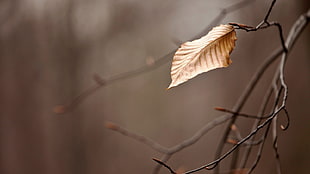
[[152, 106, 282, 174], [263, 0, 277, 22], [158, 8, 310, 174], [103, 1, 309, 174], [280, 108, 289, 130], [59, 0, 309, 173], [240, 84, 274, 168], [214, 3, 308, 172], [214, 107, 270, 119], [106, 114, 230, 174], [214, 40, 282, 174], [106, 114, 231, 154], [247, 121, 272, 174], [105, 122, 169, 154], [153, 155, 171, 174], [153, 158, 177, 174]]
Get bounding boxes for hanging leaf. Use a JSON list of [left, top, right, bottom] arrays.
[[168, 24, 237, 89]]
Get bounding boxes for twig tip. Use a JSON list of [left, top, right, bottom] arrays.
[[105, 122, 120, 131], [214, 107, 226, 111], [227, 138, 238, 145], [152, 158, 161, 162], [93, 74, 106, 86], [53, 105, 67, 114], [231, 124, 238, 131]]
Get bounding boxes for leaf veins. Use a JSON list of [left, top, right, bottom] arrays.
[[168, 24, 237, 89]]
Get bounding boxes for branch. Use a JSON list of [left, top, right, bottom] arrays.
[[153, 154, 172, 174], [214, 38, 282, 174], [247, 120, 273, 174], [153, 158, 177, 174], [263, 0, 277, 22], [105, 122, 169, 154], [157, 91, 286, 174], [106, 6, 309, 174], [214, 107, 270, 119], [106, 114, 231, 155], [184, 107, 285, 174], [239, 84, 274, 168], [214, 0, 302, 170], [157, 8, 310, 174]]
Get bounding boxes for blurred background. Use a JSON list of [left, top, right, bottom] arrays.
[[0, 0, 309, 174]]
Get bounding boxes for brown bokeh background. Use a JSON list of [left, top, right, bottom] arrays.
[[0, 0, 309, 174]]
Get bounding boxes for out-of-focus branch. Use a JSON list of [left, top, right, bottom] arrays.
[[106, 114, 232, 154], [105, 122, 170, 153], [54, 0, 255, 114], [106, 114, 231, 174]]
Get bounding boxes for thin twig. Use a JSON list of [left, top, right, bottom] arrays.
[[214, 107, 270, 119], [240, 83, 274, 168], [214, 44, 282, 174], [229, 125, 263, 146], [106, 114, 231, 174], [215, 0, 289, 171], [105, 122, 169, 154], [248, 9, 309, 172], [107, 114, 232, 154], [183, 107, 285, 174], [102, 3, 309, 174], [272, 129, 282, 174], [263, 0, 277, 22], [230, 22, 288, 53], [247, 121, 272, 174], [153, 158, 177, 174], [153, 155, 172, 174], [280, 108, 289, 130]]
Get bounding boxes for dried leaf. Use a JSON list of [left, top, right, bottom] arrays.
[[168, 24, 237, 89]]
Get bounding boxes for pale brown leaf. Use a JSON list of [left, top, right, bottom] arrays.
[[168, 24, 237, 89]]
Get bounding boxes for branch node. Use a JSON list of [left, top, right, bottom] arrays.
[[93, 74, 106, 86]]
